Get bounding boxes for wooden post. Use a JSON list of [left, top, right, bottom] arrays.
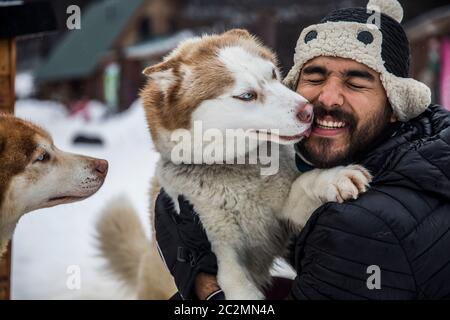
[[0, 38, 16, 300], [0, 39, 16, 113], [0, 1, 56, 300], [0, 243, 12, 300]]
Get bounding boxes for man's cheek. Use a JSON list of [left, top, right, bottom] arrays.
[[296, 85, 317, 101]]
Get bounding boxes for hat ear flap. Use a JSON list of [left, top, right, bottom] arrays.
[[367, 0, 404, 23], [381, 73, 431, 122]]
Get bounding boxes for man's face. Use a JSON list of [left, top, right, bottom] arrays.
[[296, 56, 396, 168]]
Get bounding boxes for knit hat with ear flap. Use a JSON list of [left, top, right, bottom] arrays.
[[284, 0, 431, 122]]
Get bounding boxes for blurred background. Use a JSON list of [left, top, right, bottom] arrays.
[[2, 0, 450, 299]]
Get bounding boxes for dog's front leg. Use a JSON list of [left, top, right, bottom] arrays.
[[282, 165, 372, 229], [213, 245, 265, 300]]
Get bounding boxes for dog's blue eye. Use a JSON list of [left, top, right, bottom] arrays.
[[35, 151, 50, 163], [234, 92, 257, 101]]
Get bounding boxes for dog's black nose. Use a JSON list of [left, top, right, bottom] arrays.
[[93, 159, 108, 176]]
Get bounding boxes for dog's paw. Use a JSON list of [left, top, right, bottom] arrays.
[[224, 289, 265, 300], [320, 165, 372, 203], [218, 273, 265, 300]]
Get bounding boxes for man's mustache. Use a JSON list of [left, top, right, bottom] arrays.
[[313, 105, 357, 130]]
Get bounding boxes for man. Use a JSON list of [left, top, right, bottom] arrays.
[[154, 0, 450, 299]]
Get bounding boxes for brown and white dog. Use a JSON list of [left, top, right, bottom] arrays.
[[0, 113, 108, 257], [97, 29, 371, 300]]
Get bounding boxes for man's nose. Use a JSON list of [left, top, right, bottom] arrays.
[[317, 80, 344, 108], [296, 102, 314, 124]]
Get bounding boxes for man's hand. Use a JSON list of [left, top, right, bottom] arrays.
[[154, 189, 223, 300], [195, 273, 222, 300]]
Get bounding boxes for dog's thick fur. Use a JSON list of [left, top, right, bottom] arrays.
[[97, 29, 371, 300], [0, 113, 108, 257]]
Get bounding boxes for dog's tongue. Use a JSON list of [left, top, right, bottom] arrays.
[[304, 128, 312, 138]]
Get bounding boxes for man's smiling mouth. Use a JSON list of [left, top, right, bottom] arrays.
[[312, 116, 349, 137], [315, 118, 348, 129]]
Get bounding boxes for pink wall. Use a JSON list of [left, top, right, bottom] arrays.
[[440, 38, 450, 111]]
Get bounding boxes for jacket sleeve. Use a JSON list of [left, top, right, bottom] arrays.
[[290, 202, 418, 300]]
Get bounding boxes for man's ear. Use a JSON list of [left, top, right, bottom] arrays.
[[142, 61, 175, 91], [390, 113, 398, 123], [224, 28, 251, 38], [386, 103, 398, 123]]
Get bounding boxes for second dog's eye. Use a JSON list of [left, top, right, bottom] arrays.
[[234, 91, 257, 102], [35, 151, 50, 163]]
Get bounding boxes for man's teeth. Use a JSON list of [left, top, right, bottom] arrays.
[[315, 119, 347, 129]]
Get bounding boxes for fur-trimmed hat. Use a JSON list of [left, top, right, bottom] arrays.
[[284, 0, 431, 122]]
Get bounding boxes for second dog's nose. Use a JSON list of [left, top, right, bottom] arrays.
[[297, 103, 314, 124], [93, 159, 109, 175]]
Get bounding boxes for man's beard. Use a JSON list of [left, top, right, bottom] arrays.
[[296, 103, 392, 168]]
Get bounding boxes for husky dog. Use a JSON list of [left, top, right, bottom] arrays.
[[97, 29, 371, 300], [0, 113, 108, 257]]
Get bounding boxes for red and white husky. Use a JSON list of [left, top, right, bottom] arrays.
[[0, 114, 108, 257]]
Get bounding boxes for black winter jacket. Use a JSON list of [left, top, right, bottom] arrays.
[[292, 104, 450, 299]]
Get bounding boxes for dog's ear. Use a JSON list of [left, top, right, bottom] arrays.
[[224, 29, 251, 38], [142, 61, 171, 76], [143, 61, 176, 91]]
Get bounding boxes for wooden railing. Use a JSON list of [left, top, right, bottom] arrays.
[[0, 243, 12, 300], [0, 38, 17, 300], [0, 1, 57, 300]]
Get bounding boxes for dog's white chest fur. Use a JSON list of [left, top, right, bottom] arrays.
[[156, 146, 299, 299]]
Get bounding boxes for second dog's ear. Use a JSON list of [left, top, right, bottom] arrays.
[[143, 62, 175, 91]]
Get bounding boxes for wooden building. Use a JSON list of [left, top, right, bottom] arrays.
[[34, 0, 365, 111], [35, 0, 183, 112], [405, 5, 450, 109]]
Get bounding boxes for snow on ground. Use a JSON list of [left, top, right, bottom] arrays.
[[12, 99, 157, 299], [10, 99, 295, 300]]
